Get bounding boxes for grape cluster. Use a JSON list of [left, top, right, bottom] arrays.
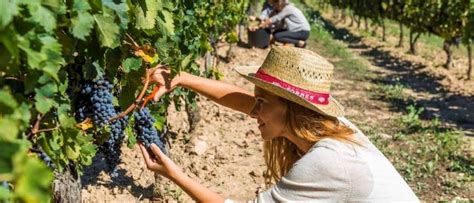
[[81, 79, 116, 126], [133, 107, 167, 154], [75, 78, 128, 176], [101, 114, 128, 177], [38, 151, 55, 169], [2, 181, 8, 190]]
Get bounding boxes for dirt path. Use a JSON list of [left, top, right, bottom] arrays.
[[317, 13, 474, 136]]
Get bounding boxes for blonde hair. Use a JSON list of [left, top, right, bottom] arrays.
[[263, 99, 358, 184]]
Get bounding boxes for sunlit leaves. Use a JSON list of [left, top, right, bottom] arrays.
[[0, 0, 250, 201], [93, 14, 120, 48], [0, 140, 53, 202], [122, 58, 143, 73], [134, 0, 160, 30], [26, 2, 57, 32], [103, 0, 130, 29], [71, 13, 94, 40], [34, 83, 58, 114], [0, 0, 19, 29]]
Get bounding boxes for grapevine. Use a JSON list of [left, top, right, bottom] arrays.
[[0, 0, 249, 201], [305, 0, 473, 75]]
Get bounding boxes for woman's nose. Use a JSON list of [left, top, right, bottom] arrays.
[[249, 103, 259, 119]]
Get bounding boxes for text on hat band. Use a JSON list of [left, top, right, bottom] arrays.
[[255, 70, 330, 105]]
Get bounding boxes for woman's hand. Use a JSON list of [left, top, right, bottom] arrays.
[[147, 65, 186, 101], [139, 143, 182, 180], [259, 19, 272, 28]]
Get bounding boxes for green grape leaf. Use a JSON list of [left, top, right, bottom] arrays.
[[180, 54, 194, 69], [71, 12, 94, 40], [64, 145, 80, 161], [0, 141, 22, 175], [34, 83, 58, 114], [158, 10, 175, 35], [14, 149, 53, 203], [18, 35, 45, 70], [0, 88, 18, 113], [0, 28, 20, 62], [135, 0, 160, 30], [122, 58, 143, 73], [0, 186, 12, 199], [153, 115, 165, 131], [57, 104, 74, 128], [103, 0, 130, 29], [27, 3, 57, 32], [126, 126, 136, 149], [11, 103, 31, 126], [0, 119, 19, 141], [119, 82, 139, 110], [41, 0, 64, 13], [18, 35, 64, 81], [72, 0, 91, 11], [0, 0, 19, 29], [48, 131, 62, 151], [39, 36, 64, 82], [93, 14, 120, 48], [83, 62, 104, 80]]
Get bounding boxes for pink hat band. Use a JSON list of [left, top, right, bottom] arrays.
[[255, 69, 330, 105]]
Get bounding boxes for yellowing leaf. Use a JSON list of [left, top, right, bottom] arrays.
[[133, 44, 158, 64], [76, 118, 93, 130]]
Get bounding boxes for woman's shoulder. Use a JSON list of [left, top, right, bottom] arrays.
[[291, 138, 357, 177]]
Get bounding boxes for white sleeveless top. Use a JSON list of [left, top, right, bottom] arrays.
[[228, 117, 419, 202]]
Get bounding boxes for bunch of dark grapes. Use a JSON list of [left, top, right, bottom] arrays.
[[86, 79, 116, 126], [2, 181, 8, 190], [75, 78, 128, 176], [133, 107, 167, 154], [75, 82, 93, 122], [101, 113, 128, 177], [37, 151, 55, 169]]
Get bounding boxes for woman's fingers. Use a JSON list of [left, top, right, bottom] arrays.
[[139, 144, 156, 169], [150, 144, 165, 159], [153, 86, 168, 102]]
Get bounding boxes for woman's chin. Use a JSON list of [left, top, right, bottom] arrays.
[[260, 131, 276, 141]]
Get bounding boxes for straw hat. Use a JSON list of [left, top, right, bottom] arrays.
[[235, 46, 344, 117]]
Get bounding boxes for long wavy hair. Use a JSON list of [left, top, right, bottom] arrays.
[[263, 98, 359, 184]]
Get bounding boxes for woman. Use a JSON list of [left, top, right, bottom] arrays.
[[139, 47, 419, 202], [259, 0, 311, 48]]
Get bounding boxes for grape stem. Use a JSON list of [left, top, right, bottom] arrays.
[[27, 114, 43, 139], [109, 65, 164, 122], [28, 114, 59, 138]]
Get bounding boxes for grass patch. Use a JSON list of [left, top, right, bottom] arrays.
[[371, 82, 406, 101], [373, 105, 473, 199]]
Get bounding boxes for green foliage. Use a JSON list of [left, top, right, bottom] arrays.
[[373, 105, 471, 198], [398, 105, 424, 132], [0, 0, 249, 201], [375, 83, 406, 100], [310, 0, 472, 41]]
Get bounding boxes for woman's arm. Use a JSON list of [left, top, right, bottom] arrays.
[[139, 144, 226, 203], [149, 68, 255, 115]]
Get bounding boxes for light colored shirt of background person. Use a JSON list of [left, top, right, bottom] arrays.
[[259, 1, 274, 20], [267, 2, 310, 32]]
